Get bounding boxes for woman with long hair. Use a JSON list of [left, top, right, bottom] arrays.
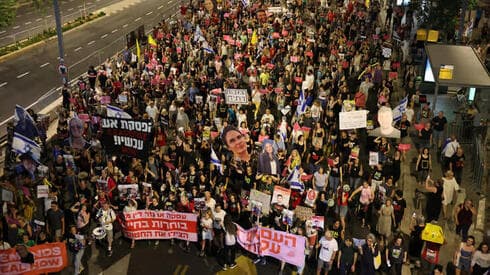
[[222, 214, 237, 270], [471, 242, 490, 275]]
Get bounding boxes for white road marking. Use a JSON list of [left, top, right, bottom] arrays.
[[26, 11, 33, 15], [146, 11, 153, 15], [17, 72, 30, 79], [158, 5, 164, 9], [87, 40, 95, 45], [0, 30, 5, 34], [122, 24, 128, 28], [25, 21, 32, 25], [87, 2, 93, 4], [13, 26, 20, 29], [40, 62, 50, 68], [0, 82, 7, 88], [46, 15, 52, 18], [168, 0, 173, 3], [134, 17, 141, 22], [74, 46, 82, 52], [101, 34, 108, 39], [111, 28, 118, 33], [68, 7, 74, 11], [36, 18, 42, 22]]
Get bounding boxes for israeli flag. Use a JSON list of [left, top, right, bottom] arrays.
[[107, 105, 132, 119], [295, 90, 307, 116], [194, 25, 206, 43], [202, 41, 215, 54], [392, 96, 408, 122], [287, 166, 304, 192], [241, 0, 249, 7], [12, 132, 41, 162], [14, 105, 39, 140], [210, 148, 223, 175]]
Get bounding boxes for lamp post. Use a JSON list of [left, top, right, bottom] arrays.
[[52, 0, 68, 85]]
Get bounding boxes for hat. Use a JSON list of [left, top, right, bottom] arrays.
[[78, 172, 88, 180], [343, 185, 351, 192]]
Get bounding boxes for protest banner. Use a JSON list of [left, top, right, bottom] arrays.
[[224, 89, 249, 105], [118, 184, 139, 201], [294, 206, 314, 220], [120, 210, 198, 241], [101, 118, 154, 159], [236, 225, 306, 267], [339, 110, 368, 130], [369, 151, 379, 166], [310, 216, 325, 229], [0, 242, 68, 275], [271, 186, 291, 208], [37, 185, 49, 198], [304, 189, 318, 207], [248, 189, 271, 214]]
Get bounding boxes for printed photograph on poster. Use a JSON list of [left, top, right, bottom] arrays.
[[369, 151, 379, 166], [271, 186, 291, 208], [304, 189, 318, 207], [142, 182, 152, 198], [96, 179, 108, 192], [282, 209, 294, 226], [310, 216, 325, 229], [194, 197, 206, 210], [250, 200, 263, 216], [248, 189, 271, 214], [66, 117, 89, 150], [368, 106, 401, 138], [118, 184, 139, 201]]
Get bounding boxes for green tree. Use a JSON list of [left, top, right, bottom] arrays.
[[0, 0, 17, 28]]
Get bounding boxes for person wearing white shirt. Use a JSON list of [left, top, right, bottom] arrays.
[[145, 101, 158, 122], [316, 230, 338, 275], [442, 135, 459, 171], [442, 170, 460, 220]]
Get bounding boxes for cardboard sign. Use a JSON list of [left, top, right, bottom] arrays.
[[118, 184, 139, 201], [224, 89, 249, 105], [249, 189, 271, 214], [223, 35, 231, 41], [290, 56, 299, 63], [37, 185, 49, 198], [271, 186, 291, 208], [339, 110, 368, 130], [121, 210, 198, 241], [0, 242, 68, 275], [236, 225, 306, 267], [369, 151, 379, 166], [294, 206, 314, 220], [310, 216, 325, 229]]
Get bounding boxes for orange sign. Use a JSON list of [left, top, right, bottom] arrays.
[[0, 242, 68, 275]]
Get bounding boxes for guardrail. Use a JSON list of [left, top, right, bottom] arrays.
[[0, 0, 182, 177]]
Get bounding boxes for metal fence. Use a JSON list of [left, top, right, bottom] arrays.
[[472, 134, 486, 189]]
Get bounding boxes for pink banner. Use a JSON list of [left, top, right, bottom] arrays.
[[100, 96, 111, 104], [236, 225, 306, 267], [120, 210, 198, 241]]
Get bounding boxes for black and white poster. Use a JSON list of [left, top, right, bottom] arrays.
[[101, 118, 154, 159]]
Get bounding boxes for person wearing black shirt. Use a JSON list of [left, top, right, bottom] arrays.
[[431, 111, 447, 149], [395, 114, 411, 142], [418, 122, 432, 150], [338, 238, 358, 275]]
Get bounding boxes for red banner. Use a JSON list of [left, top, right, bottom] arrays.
[[0, 242, 68, 275], [120, 210, 198, 241]]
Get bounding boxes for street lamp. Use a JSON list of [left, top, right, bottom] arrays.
[[52, 0, 68, 85]]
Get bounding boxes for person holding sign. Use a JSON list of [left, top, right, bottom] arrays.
[[369, 106, 400, 139]]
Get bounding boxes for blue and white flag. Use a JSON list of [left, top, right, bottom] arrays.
[[241, 0, 249, 7], [392, 96, 408, 122], [194, 25, 205, 43], [210, 147, 223, 175], [202, 41, 215, 54], [14, 105, 39, 140], [107, 105, 132, 119], [295, 90, 307, 117], [287, 166, 304, 192], [12, 132, 41, 162]]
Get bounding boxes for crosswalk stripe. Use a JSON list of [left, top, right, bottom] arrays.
[[180, 265, 189, 275], [173, 265, 182, 275]]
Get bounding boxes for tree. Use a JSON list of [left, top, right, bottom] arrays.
[[0, 0, 17, 28]]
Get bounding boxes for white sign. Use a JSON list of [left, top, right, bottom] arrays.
[[224, 89, 249, 105], [369, 151, 379, 166], [339, 110, 368, 130], [37, 185, 49, 198], [382, 47, 392, 58]]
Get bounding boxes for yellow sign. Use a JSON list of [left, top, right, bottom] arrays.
[[416, 29, 427, 41], [439, 65, 454, 80], [427, 30, 439, 42]]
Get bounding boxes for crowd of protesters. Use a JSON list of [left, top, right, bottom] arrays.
[[1, 0, 488, 274]]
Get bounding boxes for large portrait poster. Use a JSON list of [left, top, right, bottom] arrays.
[[101, 118, 154, 158]]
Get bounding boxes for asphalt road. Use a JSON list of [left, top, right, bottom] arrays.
[[0, 0, 120, 48], [0, 0, 182, 128]]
